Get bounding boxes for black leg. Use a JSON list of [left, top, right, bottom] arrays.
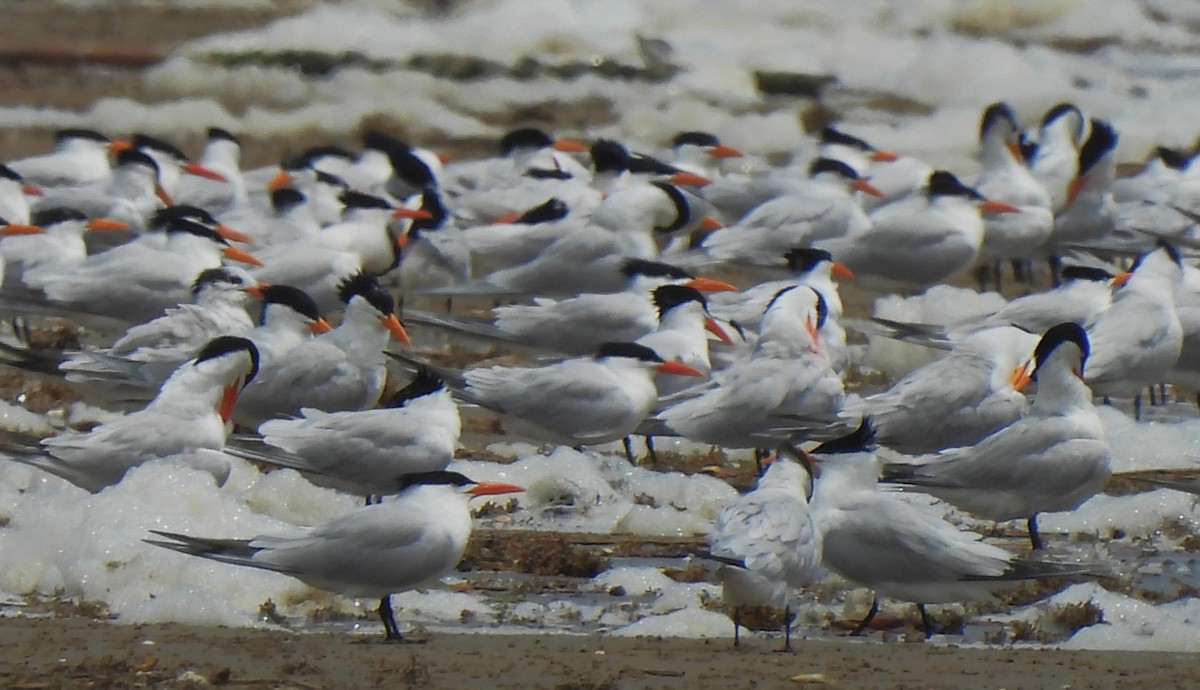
[[622, 436, 636, 465], [993, 260, 1003, 292], [1049, 256, 1062, 287], [754, 449, 766, 475], [1148, 386, 1159, 407], [445, 297, 453, 314], [917, 604, 934, 639], [1134, 394, 1143, 421], [733, 606, 740, 647], [645, 436, 659, 467], [379, 595, 402, 641], [974, 264, 990, 292], [851, 596, 879, 636], [1028, 514, 1044, 550], [782, 605, 793, 652], [1011, 259, 1028, 284]]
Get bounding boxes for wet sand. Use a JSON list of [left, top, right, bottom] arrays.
[[1, 617, 1195, 689]]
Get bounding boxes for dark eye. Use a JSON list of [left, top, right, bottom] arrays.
[[231, 277, 244, 285]]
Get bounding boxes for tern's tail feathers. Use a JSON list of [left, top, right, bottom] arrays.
[[144, 530, 291, 573], [224, 435, 327, 477], [987, 558, 1109, 583]]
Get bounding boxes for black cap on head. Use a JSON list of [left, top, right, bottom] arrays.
[[1155, 146, 1190, 170], [270, 187, 306, 213], [132, 133, 188, 162], [207, 127, 239, 144], [620, 258, 692, 281], [362, 130, 407, 153], [1059, 265, 1113, 283], [29, 207, 87, 227], [386, 367, 446, 407], [337, 271, 394, 314], [649, 181, 691, 234], [54, 128, 109, 144], [258, 285, 321, 325], [396, 470, 474, 491], [194, 335, 259, 385], [672, 131, 720, 148], [811, 418, 876, 455], [339, 189, 393, 212], [784, 247, 834, 274], [151, 204, 217, 228], [116, 149, 161, 175], [820, 127, 873, 151], [191, 267, 247, 296], [595, 341, 664, 363], [500, 127, 554, 155], [980, 102, 1018, 139], [926, 170, 983, 200], [0, 164, 23, 182], [652, 284, 706, 318], [514, 198, 568, 225], [387, 147, 436, 190], [591, 139, 629, 173], [1076, 119, 1118, 177], [808, 157, 860, 180], [1042, 102, 1082, 129], [1033, 322, 1089, 378]]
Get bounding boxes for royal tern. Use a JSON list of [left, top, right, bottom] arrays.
[[859, 325, 1036, 455], [33, 149, 168, 234], [175, 127, 247, 212], [810, 421, 1097, 637], [696, 158, 880, 266], [1047, 119, 1118, 254], [1029, 103, 1087, 212], [233, 272, 410, 428], [669, 131, 743, 179], [816, 170, 1020, 289], [708, 450, 821, 649], [1, 207, 130, 285], [883, 323, 1111, 549], [2, 336, 259, 492], [227, 367, 460, 499], [459, 197, 575, 276], [8, 128, 122, 188], [637, 284, 733, 394], [658, 285, 844, 448], [588, 138, 712, 197], [1084, 242, 1182, 408], [145, 470, 523, 640], [973, 102, 1054, 287]]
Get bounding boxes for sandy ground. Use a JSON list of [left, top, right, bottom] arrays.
[[2, 616, 1198, 690], [0, 4, 1181, 687]]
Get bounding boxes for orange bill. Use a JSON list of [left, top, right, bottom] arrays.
[[870, 149, 900, 162], [489, 212, 521, 225], [1065, 176, 1087, 208], [805, 314, 821, 347], [86, 218, 131, 232], [308, 317, 334, 334], [657, 360, 707, 377], [980, 199, 1021, 214], [380, 313, 412, 346], [684, 276, 737, 292], [667, 171, 712, 187], [709, 144, 743, 159], [395, 232, 411, 250], [1010, 360, 1034, 392], [182, 161, 228, 183], [553, 138, 589, 153], [0, 223, 44, 236], [1006, 141, 1025, 165], [1111, 271, 1132, 287], [216, 224, 255, 245], [267, 169, 295, 193], [109, 139, 132, 153], [155, 185, 174, 207], [467, 481, 526, 497], [705, 316, 735, 345], [218, 382, 240, 424], [831, 261, 854, 280], [392, 207, 434, 220], [21, 183, 42, 197], [700, 215, 725, 230], [241, 284, 269, 299], [852, 178, 885, 198], [222, 246, 262, 266]]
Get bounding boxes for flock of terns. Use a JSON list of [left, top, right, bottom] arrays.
[[0, 97, 1197, 646]]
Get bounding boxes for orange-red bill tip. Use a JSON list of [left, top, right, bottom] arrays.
[[553, 138, 589, 153], [216, 224, 255, 245], [1065, 176, 1087, 208], [704, 316, 735, 345], [0, 223, 44, 236], [852, 178, 885, 199], [980, 199, 1022, 214], [381, 313, 412, 346], [709, 143, 743, 159], [1010, 360, 1035, 393], [109, 139, 133, 153], [392, 207, 434, 221], [684, 276, 737, 293], [489, 212, 521, 225], [222, 246, 262, 266], [218, 382, 239, 424], [86, 218, 131, 232], [870, 149, 900, 162], [1112, 271, 1132, 287], [467, 481, 525, 497], [182, 161, 228, 183], [667, 171, 712, 187], [1006, 141, 1026, 165], [699, 215, 725, 230], [831, 262, 854, 280], [657, 360, 707, 378], [309, 317, 333, 334], [21, 183, 43, 197], [241, 284, 268, 299], [267, 169, 294, 193], [155, 185, 174, 207], [395, 232, 411, 250]]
